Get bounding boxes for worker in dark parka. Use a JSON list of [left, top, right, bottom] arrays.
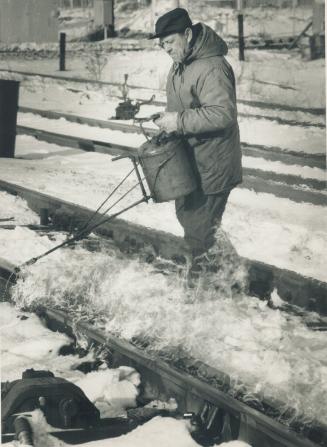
[[149, 8, 242, 278]]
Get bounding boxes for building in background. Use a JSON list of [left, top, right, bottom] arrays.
[[0, 0, 59, 44], [94, 0, 115, 37]]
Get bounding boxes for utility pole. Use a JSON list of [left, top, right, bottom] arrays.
[[59, 32, 66, 71], [237, 0, 245, 61], [310, 0, 325, 59], [94, 0, 115, 38]]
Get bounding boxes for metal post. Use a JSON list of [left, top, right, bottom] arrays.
[[40, 209, 49, 226], [0, 80, 20, 158], [59, 32, 66, 71], [238, 14, 245, 61], [310, 0, 325, 60], [109, 0, 115, 37]]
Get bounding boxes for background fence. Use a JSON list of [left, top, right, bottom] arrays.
[[59, 0, 94, 8], [58, 0, 316, 8], [206, 0, 314, 7]]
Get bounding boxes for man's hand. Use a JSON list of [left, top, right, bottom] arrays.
[[154, 112, 178, 133]]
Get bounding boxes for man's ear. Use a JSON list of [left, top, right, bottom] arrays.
[[185, 27, 193, 44]]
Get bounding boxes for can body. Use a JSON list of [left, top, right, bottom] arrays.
[[139, 137, 197, 203], [0, 80, 20, 158]]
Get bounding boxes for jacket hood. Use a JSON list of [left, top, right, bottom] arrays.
[[186, 23, 228, 63]]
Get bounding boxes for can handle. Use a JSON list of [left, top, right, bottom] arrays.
[[135, 113, 161, 142], [112, 154, 135, 162], [139, 121, 151, 142]]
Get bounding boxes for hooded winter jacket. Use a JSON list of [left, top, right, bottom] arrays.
[[166, 23, 242, 194]]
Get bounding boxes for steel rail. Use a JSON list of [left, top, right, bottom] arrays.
[[0, 261, 325, 447], [0, 179, 326, 316], [16, 124, 327, 206], [18, 105, 326, 134], [0, 68, 325, 116], [43, 307, 327, 447], [19, 106, 326, 166]]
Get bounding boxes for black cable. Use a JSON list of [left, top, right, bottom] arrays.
[[13, 177, 149, 275], [73, 177, 146, 240], [76, 166, 135, 236], [76, 195, 148, 238], [80, 179, 147, 235], [13, 195, 148, 275]]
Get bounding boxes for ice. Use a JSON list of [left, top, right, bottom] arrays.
[[1, 302, 142, 417], [75, 368, 140, 414]]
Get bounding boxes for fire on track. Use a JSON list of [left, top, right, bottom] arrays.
[[1, 257, 326, 447]]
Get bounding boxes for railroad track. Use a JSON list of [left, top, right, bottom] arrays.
[[16, 117, 326, 207], [1, 68, 326, 119], [0, 257, 326, 447], [0, 178, 326, 318], [0, 179, 326, 444], [19, 107, 327, 167]]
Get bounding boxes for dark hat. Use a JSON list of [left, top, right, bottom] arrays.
[[148, 8, 192, 40]]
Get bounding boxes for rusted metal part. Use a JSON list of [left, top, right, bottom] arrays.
[[0, 179, 326, 316], [15, 125, 326, 206]]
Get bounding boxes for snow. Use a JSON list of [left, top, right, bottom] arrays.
[[0, 301, 139, 417], [17, 107, 325, 156], [17, 108, 327, 183], [18, 113, 146, 148], [76, 367, 140, 417], [0, 4, 326, 443], [1, 135, 326, 281], [1, 300, 252, 447], [238, 116, 324, 155], [0, 46, 325, 109], [0, 226, 65, 266], [78, 417, 200, 447], [8, 244, 327, 426], [4, 412, 203, 447], [2, 194, 327, 426], [242, 156, 325, 181], [224, 189, 327, 281], [0, 191, 39, 224], [57, 2, 317, 46]]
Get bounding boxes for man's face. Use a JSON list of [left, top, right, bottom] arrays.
[[159, 31, 189, 63]]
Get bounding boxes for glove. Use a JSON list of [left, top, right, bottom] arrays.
[[154, 112, 178, 133]]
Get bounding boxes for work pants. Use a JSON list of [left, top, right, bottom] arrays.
[[175, 188, 230, 260]]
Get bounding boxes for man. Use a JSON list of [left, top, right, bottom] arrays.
[[149, 8, 242, 278]]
